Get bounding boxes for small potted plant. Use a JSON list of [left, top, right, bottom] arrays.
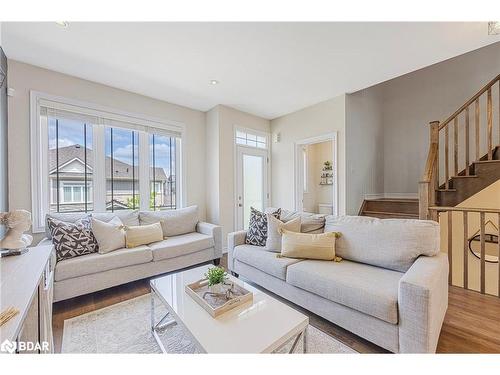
[[205, 266, 228, 294]]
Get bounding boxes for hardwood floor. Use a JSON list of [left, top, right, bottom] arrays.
[[52, 255, 500, 353]]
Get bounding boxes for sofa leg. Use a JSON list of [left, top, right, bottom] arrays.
[[231, 271, 239, 278], [212, 258, 221, 266]]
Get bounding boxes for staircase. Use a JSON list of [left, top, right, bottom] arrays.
[[419, 73, 500, 219], [437, 146, 500, 206], [359, 198, 419, 219], [418, 73, 500, 297]]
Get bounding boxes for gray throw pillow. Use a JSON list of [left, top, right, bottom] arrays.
[[47, 216, 98, 262]]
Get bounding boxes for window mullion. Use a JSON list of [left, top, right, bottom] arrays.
[[92, 120, 106, 212], [138, 131, 150, 211]]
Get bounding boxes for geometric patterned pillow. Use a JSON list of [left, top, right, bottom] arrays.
[[47, 216, 99, 262], [245, 207, 281, 247]]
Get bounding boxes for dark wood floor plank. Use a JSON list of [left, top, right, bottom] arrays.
[[52, 256, 500, 354]]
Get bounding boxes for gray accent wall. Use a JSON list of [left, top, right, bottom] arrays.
[[0, 47, 8, 234]]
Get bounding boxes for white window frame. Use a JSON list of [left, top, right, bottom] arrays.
[[30, 91, 186, 233]]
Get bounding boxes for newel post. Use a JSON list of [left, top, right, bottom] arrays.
[[419, 121, 440, 220]]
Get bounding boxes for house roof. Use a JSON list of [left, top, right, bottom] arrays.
[[48, 145, 169, 181]]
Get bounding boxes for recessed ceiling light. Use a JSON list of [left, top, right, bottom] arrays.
[[55, 21, 69, 28], [488, 22, 500, 35], [210, 80, 219, 85]]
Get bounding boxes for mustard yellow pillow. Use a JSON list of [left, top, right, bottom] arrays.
[[280, 229, 340, 260], [124, 222, 164, 248]]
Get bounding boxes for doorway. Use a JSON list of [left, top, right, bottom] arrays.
[[295, 133, 338, 215], [235, 145, 269, 230]]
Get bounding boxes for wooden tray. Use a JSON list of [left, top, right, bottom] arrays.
[[185, 279, 253, 317]]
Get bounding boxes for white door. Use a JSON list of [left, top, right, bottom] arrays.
[[236, 146, 269, 230]]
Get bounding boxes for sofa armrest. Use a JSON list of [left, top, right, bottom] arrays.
[[227, 230, 247, 271], [197, 222, 222, 259], [398, 252, 449, 353]]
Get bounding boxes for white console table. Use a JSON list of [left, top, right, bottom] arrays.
[[0, 245, 54, 354]]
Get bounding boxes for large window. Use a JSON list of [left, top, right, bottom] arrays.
[[31, 93, 183, 232]]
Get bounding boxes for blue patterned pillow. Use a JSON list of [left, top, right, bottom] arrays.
[[245, 207, 281, 246]]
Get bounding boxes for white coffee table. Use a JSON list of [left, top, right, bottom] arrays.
[[150, 264, 309, 353]]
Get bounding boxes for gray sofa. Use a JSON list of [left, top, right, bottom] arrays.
[[40, 207, 222, 302], [228, 213, 448, 353]]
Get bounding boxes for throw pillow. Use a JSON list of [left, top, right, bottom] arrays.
[[124, 222, 164, 248], [139, 206, 199, 237], [245, 207, 281, 246], [47, 216, 98, 262], [280, 229, 340, 260], [91, 216, 126, 254], [265, 215, 301, 252]]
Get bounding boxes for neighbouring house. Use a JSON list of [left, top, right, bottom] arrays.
[[48, 144, 174, 212]]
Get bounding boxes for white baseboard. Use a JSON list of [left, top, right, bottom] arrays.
[[364, 192, 418, 200]]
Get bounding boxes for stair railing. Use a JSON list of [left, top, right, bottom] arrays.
[[428, 206, 500, 297], [419, 73, 500, 219]]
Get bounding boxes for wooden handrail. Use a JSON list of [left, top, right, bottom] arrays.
[[428, 206, 500, 214], [439, 73, 500, 130]]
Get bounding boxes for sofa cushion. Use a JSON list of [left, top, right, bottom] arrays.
[[54, 245, 152, 281], [232, 244, 303, 280], [149, 232, 214, 261], [286, 259, 403, 324], [140, 206, 199, 237], [324, 215, 440, 272], [92, 210, 140, 226], [280, 209, 326, 234]]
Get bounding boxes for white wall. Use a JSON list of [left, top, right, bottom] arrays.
[[205, 105, 270, 242], [270, 95, 346, 214], [345, 87, 384, 214], [7, 60, 207, 242]]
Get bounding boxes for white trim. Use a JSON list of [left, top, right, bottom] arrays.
[[293, 132, 338, 216], [33, 90, 184, 135], [92, 123, 106, 212], [48, 157, 93, 175], [364, 192, 419, 200], [138, 132, 150, 211]]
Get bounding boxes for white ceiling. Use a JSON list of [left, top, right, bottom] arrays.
[[2, 22, 499, 119]]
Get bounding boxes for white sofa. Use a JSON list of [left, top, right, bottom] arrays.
[[228, 213, 448, 353], [40, 207, 222, 302]]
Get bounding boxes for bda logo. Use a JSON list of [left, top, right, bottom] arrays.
[[1, 339, 17, 353]]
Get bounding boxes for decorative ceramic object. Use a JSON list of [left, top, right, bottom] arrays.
[[0, 210, 34, 249]]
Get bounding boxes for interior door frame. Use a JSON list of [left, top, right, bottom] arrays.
[[234, 126, 271, 231], [294, 132, 338, 216]]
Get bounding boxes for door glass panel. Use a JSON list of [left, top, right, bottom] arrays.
[[243, 154, 264, 229]]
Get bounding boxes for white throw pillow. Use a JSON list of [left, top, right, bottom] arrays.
[[91, 216, 126, 254], [265, 214, 301, 252]]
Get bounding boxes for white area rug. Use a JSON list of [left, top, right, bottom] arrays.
[[62, 294, 356, 354]]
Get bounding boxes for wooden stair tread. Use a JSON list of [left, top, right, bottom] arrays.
[[362, 210, 419, 217], [365, 198, 418, 203], [474, 160, 500, 164]]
